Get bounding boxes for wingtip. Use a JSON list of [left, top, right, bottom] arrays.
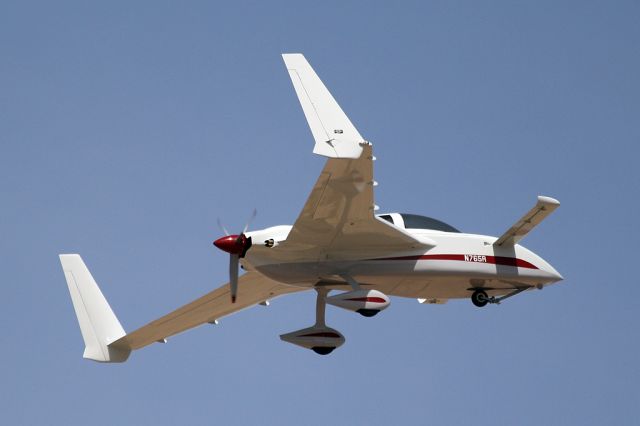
[[59, 253, 80, 262], [281, 53, 306, 67], [537, 195, 560, 206]]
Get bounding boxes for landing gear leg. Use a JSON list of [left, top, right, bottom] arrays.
[[314, 287, 329, 328], [340, 274, 361, 291], [310, 287, 335, 355]]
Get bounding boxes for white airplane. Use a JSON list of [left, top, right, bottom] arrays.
[[60, 54, 563, 362]]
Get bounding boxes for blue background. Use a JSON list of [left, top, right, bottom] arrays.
[[1, 1, 638, 424]]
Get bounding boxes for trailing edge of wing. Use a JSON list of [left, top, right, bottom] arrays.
[[494, 196, 560, 246], [282, 53, 364, 159]]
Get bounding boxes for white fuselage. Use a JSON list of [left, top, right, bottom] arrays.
[[243, 219, 563, 300]]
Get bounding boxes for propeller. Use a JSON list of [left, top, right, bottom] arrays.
[[213, 209, 256, 303]]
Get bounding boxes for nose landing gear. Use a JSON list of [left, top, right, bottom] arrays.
[[470, 286, 532, 307]]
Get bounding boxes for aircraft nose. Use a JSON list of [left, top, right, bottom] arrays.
[[546, 264, 564, 282]]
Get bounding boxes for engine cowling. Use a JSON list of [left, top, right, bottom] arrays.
[[325, 289, 390, 317], [279, 326, 345, 355]]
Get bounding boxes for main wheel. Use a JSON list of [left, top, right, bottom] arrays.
[[471, 290, 489, 307], [311, 346, 335, 355], [356, 309, 380, 317]]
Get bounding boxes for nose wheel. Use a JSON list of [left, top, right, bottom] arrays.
[[471, 289, 489, 307]]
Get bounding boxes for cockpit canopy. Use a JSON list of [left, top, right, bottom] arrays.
[[377, 213, 461, 233]]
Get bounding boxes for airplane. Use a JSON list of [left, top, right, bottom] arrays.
[[59, 53, 563, 362]]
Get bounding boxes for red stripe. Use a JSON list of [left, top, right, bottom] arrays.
[[371, 254, 538, 269], [344, 297, 387, 303]]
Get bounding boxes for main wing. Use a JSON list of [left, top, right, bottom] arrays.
[[278, 55, 435, 261], [112, 272, 306, 351], [60, 254, 306, 362], [279, 144, 433, 261]]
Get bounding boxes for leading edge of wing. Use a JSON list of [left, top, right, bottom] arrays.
[[110, 272, 307, 351]]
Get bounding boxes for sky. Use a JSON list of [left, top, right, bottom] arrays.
[[1, 1, 639, 424]]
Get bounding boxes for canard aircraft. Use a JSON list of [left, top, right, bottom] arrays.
[[60, 54, 563, 361]]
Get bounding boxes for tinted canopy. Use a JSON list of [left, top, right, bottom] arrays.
[[378, 213, 460, 233], [400, 214, 460, 232]]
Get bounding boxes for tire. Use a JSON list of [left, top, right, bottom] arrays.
[[356, 309, 380, 317], [471, 290, 489, 307], [311, 346, 335, 355]]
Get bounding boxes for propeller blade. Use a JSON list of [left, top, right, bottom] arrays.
[[217, 218, 230, 236], [242, 208, 258, 234], [229, 253, 239, 303], [215, 209, 256, 304]]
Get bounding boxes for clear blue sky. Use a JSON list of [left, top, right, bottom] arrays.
[[1, 1, 638, 425]]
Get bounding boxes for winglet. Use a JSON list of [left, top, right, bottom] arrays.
[[59, 254, 130, 362], [494, 196, 560, 246], [282, 53, 365, 159]]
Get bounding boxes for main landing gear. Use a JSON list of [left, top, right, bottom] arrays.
[[280, 277, 392, 355], [279, 287, 346, 355], [470, 287, 531, 308]]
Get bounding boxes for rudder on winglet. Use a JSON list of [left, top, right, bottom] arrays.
[[59, 254, 130, 362], [282, 53, 365, 159]]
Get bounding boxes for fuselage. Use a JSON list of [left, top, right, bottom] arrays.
[[242, 213, 563, 300]]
